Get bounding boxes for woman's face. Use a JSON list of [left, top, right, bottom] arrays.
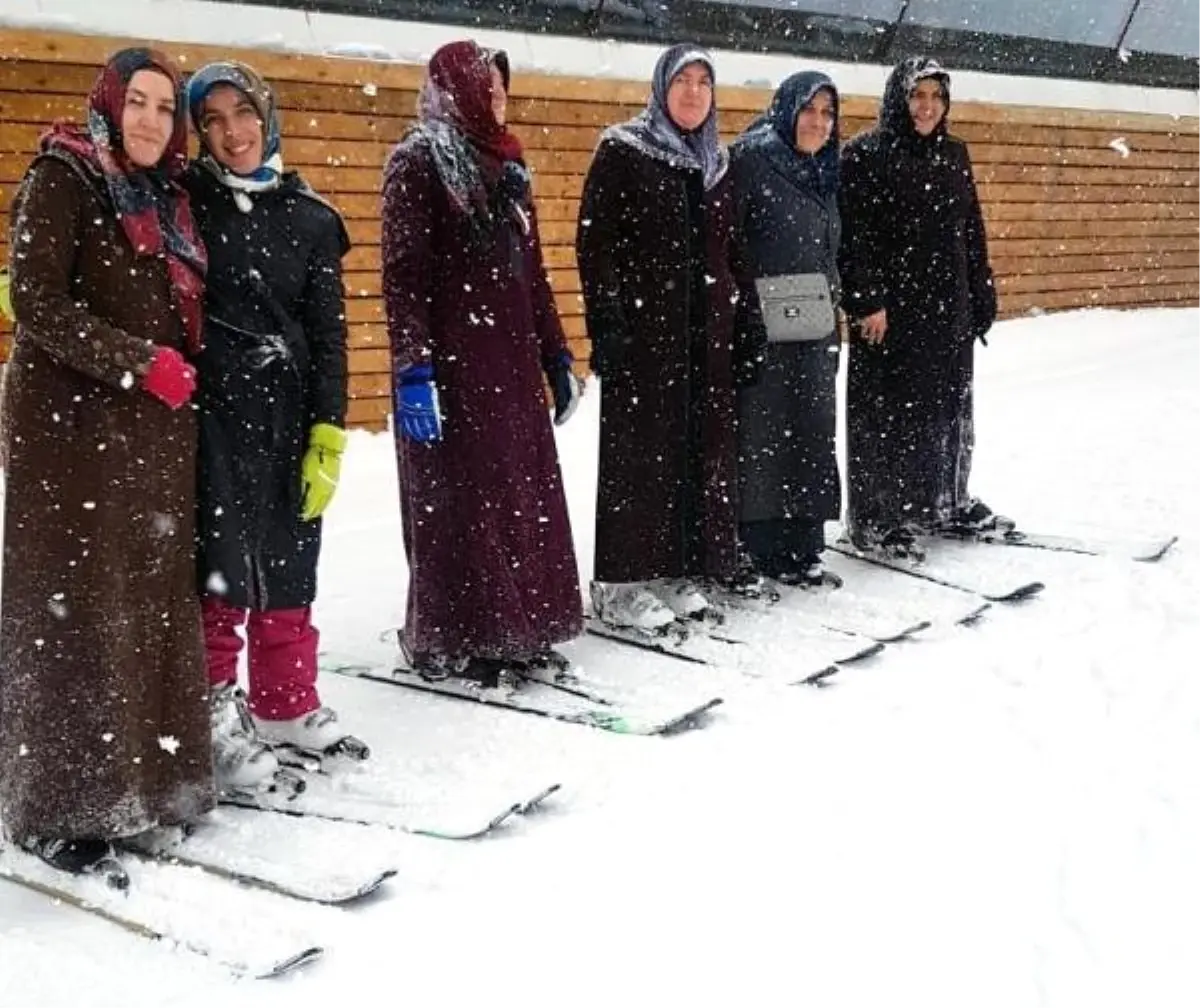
[[199, 83, 265, 175], [490, 63, 508, 127], [794, 87, 835, 155], [120, 68, 177, 169], [666, 62, 713, 133], [908, 77, 947, 136]]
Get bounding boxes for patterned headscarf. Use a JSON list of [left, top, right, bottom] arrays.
[[604, 43, 727, 190], [40, 47, 207, 352], [186, 61, 284, 212]]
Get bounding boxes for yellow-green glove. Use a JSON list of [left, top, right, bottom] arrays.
[[300, 423, 347, 521], [0, 269, 13, 322]]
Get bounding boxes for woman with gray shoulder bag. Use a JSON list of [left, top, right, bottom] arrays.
[[730, 71, 844, 588]]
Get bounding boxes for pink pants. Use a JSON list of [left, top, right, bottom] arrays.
[[202, 597, 320, 721]]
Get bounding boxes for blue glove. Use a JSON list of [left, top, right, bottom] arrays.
[[395, 364, 442, 444], [546, 351, 583, 426]]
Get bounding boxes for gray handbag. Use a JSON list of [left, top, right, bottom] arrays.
[[754, 273, 836, 343]]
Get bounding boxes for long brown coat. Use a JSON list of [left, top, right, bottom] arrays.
[[577, 138, 763, 584], [0, 152, 214, 842]]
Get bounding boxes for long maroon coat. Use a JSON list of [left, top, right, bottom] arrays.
[[381, 135, 582, 661]]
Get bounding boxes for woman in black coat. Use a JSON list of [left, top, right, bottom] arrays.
[[576, 43, 765, 634], [185, 62, 363, 789], [730, 70, 843, 588], [838, 57, 1002, 560]]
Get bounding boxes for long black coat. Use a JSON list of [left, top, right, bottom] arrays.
[[183, 168, 348, 611], [577, 137, 763, 584], [730, 137, 842, 534], [838, 59, 996, 532]]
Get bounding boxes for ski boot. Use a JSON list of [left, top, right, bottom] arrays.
[[117, 822, 197, 859], [210, 683, 305, 801], [508, 648, 580, 690], [591, 581, 680, 632], [254, 706, 371, 763], [847, 522, 926, 562], [940, 498, 1016, 537], [21, 835, 129, 890], [777, 557, 844, 590], [649, 578, 725, 625]]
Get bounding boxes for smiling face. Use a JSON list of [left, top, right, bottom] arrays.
[[120, 68, 177, 169], [908, 77, 947, 137], [794, 87, 835, 155], [199, 83, 265, 174], [666, 61, 713, 133]]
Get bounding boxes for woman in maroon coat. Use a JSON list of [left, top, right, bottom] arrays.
[[577, 44, 765, 634], [381, 41, 583, 686]]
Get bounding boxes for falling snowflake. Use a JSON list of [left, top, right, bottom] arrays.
[[1109, 137, 1131, 158], [158, 736, 181, 755], [362, 82, 378, 97]]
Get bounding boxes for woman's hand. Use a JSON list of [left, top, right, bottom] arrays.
[[859, 308, 888, 344]]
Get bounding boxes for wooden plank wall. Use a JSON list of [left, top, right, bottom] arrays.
[[2, 28, 1197, 430]]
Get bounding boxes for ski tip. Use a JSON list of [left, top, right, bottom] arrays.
[[256, 945, 324, 979], [656, 697, 725, 735], [837, 640, 886, 665], [518, 783, 563, 813], [958, 603, 992, 626], [1133, 534, 1179, 563], [989, 581, 1046, 602], [798, 665, 840, 687]]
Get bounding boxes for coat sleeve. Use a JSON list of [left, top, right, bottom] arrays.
[[302, 209, 349, 428], [525, 195, 571, 372], [961, 145, 997, 341], [575, 139, 631, 378], [728, 157, 768, 387], [837, 139, 890, 321], [380, 142, 436, 374], [9, 156, 159, 387]]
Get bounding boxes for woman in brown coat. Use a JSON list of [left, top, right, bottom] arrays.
[[0, 48, 214, 885]]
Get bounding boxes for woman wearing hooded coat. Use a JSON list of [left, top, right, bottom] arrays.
[[577, 44, 766, 634], [183, 61, 363, 792], [381, 41, 583, 686], [0, 48, 214, 882], [838, 57, 1002, 560], [730, 71, 843, 589]]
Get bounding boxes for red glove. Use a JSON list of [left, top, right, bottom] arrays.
[[142, 347, 196, 410]]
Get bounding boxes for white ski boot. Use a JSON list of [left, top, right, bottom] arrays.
[[253, 707, 370, 762], [648, 578, 715, 620], [590, 581, 678, 632], [210, 683, 305, 799]]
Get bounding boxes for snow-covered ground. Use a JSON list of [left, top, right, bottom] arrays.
[[2, 306, 1198, 1007]]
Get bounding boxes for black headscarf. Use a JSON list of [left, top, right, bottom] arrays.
[[878, 56, 951, 143], [731, 70, 840, 197]]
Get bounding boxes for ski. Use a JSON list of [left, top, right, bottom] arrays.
[[715, 587, 940, 643], [222, 778, 560, 841], [0, 844, 323, 978], [583, 617, 842, 686], [827, 542, 1045, 602], [938, 527, 1178, 563], [324, 657, 723, 735], [119, 808, 399, 905]]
